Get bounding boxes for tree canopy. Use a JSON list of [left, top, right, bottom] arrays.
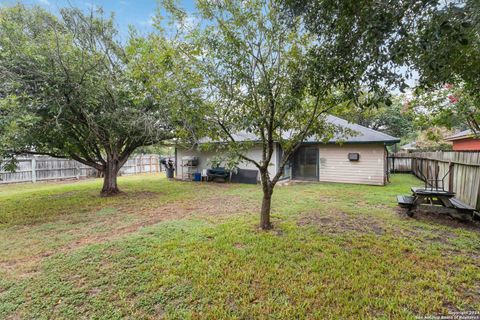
[[288, 0, 479, 143], [411, 0, 480, 134], [0, 5, 192, 194], [283, 0, 440, 99], [333, 95, 415, 139]]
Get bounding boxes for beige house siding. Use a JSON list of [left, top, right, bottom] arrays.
[[175, 143, 388, 185], [176, 144, 277, 180], [318, 144, 386, 185]]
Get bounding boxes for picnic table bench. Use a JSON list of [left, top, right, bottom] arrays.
[[397, 186, 477, 220]]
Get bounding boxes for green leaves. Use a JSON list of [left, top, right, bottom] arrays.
[[0, 4, 184, 178], [411, 84, 479, 135], [163, 0, 355, 185], [410, 0, 480, 134], [284, 0, 427, 95]]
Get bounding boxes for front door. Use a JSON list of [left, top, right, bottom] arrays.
[[293, 146, 319, 180]]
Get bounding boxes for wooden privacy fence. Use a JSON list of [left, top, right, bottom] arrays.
[[388, 151, 480, 210], [0, 154, 165, 185], [120, 155, 163, 175]]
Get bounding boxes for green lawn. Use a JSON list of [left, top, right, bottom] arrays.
[[0, 174, 479, 319]]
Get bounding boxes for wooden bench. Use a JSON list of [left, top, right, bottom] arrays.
[[397, 195, 414, 208], [450, 198, 475, 213]]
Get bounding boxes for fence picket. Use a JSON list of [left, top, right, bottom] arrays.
[[0, 154, 166, 185]]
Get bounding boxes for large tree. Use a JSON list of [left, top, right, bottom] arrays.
[[165, 0, 416, 230], [0, 5, 185, 195], [410, 0, 480, 134], [333, 95, 415, 139], [283, 0, 440, 98]]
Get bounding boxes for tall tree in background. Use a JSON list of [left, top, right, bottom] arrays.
[[410, 84, 469, 134], [333, 95, 415, 139], [411, 0, 480, 134], [0, 5, 188, 195]]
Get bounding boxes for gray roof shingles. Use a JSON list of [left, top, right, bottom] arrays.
[[200, 115, 400, 145], [318, 115, 400, 145]]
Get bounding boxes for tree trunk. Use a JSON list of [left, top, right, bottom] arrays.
[[101, 160, 121, 196], [260, 169, 273, 230], [260, 190, 273, 230]]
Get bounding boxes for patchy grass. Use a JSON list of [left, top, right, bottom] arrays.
[[0, 174, 479, 319]]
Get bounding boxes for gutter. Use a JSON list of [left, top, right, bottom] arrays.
[[188, 139, 401, 147]]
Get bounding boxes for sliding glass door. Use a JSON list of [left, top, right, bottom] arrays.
[[292, 146, 319, 180]]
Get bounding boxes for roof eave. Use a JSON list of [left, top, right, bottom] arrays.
[[190, 139, 401, 146], [303, 139, 401, 146], [445, 135, 474, 141]]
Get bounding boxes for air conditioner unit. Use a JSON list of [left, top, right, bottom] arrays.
[[348, 153, 360, 161]]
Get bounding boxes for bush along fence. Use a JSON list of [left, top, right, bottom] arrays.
[[388, 151, 480, 211], [0, 154, 165, 184]]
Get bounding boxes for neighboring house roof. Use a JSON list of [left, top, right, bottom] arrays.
[[200, 115, 400, 145], [400, 142, 417, 150], [445, 129, 477, 141]]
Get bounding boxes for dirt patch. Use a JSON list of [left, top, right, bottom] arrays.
[[119, 194, 259, 221], [457, 283, 480, 303], [390, 208, 480, 251], [1, 193, 258, 279], [395, 207, 480, 233], [119, 191, 159, 200], [54, 194, 256, 253], [88, 287, 102, 297], [298, 211, 385, 235], [46, 191, 80, 199], [0, 260, 39, 279]]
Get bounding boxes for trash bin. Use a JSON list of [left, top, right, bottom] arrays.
[[166, 167, 174, 179], [193, 172, 201, 181]]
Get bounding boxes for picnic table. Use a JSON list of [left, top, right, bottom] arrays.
[[397, 186, 476, 219], [397, 164, 478, 221]]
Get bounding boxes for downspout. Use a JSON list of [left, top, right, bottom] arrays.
[[385, 143, 390, 184], [317, 145, 320, 182], [174, 147, 178, 178]]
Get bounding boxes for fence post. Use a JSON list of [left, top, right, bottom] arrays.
[[76, 162, 80, 180], [448, 162, 454, 193], [31, 157, 37, 183]]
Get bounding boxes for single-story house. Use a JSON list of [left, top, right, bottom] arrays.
[[175, 115, 400, 186], [445, 129, 480, 151]]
